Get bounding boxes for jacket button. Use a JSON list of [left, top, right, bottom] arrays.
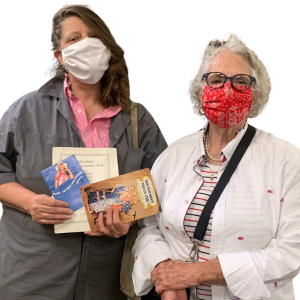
[[197, 176, 201, 181], [115, 134, 118, 138], [184, 199, 188, 204]]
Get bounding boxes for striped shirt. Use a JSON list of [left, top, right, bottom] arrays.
[[184, 162, 221, 300]]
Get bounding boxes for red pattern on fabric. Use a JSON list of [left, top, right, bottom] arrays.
[[64, 79, 121, 148], [201, 82, 252, 128]]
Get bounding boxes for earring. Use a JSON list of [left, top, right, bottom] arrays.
[[248, 109, 255, 118], [63, 67, 74, 97], [199, 106, 205, 116]]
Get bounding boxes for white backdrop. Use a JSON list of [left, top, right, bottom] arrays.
[[1, 0, 300, 297]]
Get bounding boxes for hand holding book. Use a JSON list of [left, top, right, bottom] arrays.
[[84, 205, 136, 238], [29, 194, 73, 225]]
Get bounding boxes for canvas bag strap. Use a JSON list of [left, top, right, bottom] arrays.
[[120, 101, 141, 300], [131, 101, 139, 148], [193, 124, 256, 244]]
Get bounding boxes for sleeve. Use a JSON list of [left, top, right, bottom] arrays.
[[55, 172, 60, 181], [132, 149, 176, 296], [0, 105, 18, 185], [137, 104, 168, 170], [217, 155, 300, 300]]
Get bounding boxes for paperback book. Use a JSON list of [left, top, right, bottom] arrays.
[[81, 168, 159, 232]]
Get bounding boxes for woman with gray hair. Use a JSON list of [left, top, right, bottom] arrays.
[[132, 34, 300, 300]]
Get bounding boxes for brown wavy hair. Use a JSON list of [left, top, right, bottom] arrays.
[[51, 5, 130, 111]]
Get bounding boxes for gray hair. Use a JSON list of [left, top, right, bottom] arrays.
[[189, 34, 271, 118]]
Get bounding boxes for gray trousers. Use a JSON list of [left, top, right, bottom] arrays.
[[0, 214, 127, 300]]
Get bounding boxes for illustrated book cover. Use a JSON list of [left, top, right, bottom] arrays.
[[51, 147, 119, 234], [80, 168, 159, 232], [40, 154, 90, 233]]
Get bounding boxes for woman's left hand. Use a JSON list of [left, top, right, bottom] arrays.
[[151, 260, 199, 294], [84, 205, 136, 238]]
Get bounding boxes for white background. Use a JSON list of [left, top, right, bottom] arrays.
[[1, 0, 300, 297]]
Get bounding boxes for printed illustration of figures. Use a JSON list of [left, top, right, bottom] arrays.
[[80, 169, 159, 232], [86, 184, 140, 219]]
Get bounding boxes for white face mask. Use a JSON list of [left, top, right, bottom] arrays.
[[61, 37, 111, 84]]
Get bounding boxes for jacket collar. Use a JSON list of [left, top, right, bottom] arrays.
[[38, 77, 131, 147], [38, 78, 81, 139], [38, 77, 65, 98]]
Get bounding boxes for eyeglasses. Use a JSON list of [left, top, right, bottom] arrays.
[[202, 72, 256, 91]]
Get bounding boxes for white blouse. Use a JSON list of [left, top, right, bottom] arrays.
[[132, 123, 300, 300]]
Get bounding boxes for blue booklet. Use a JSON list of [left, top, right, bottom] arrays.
[[40, 155, 90, 212]]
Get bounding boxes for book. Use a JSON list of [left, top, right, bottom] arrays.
[[52, 147, 119, 234], [80, 168, 159, 233], [40, 155, 90, 232]]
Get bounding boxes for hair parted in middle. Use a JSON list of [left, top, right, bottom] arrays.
[[51, 5, 130, 111], [189, 33, 271, 118]]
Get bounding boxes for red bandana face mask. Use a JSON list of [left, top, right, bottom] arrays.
[[201, 82, 253, 128]]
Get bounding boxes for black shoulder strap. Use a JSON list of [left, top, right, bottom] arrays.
[[193, 125, 256, 243]]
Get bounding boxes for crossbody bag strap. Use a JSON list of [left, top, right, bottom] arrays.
[[131, 101, 139, 149], [193, 124, 256, 244]]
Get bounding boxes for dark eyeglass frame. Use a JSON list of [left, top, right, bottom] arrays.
[[202, 72, 256, 91]]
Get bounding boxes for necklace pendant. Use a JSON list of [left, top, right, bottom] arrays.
[[210, 174, 214, 181]]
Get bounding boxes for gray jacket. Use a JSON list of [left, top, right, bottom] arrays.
[[0, 78, 167, 300]]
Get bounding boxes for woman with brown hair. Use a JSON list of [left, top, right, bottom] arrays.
[[0, 5, 167, 300]]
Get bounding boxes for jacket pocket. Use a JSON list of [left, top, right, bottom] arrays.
[[125, 146, 145, 173], [19, 133, 69, 180]]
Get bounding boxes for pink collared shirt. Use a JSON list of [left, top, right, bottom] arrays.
[[64, 79, 122, 148]]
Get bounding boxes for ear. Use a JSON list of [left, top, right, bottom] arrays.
[[54, 50, 64, 67]]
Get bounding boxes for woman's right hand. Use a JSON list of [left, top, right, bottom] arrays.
[[29, 194, 73, 224], [161, 290, 187, 300]]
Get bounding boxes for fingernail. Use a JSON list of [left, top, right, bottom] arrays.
[[68, 209, 73, 214], [66, 216, 71, 219]]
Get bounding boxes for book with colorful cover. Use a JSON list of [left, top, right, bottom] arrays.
[[40, 155, 90, 233], [80, 168, 159, 232]]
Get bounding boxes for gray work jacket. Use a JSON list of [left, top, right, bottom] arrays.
[[0, 78, 167, 300]]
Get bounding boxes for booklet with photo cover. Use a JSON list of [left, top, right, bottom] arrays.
[[51, 147, 119, 234], [81, 168, 159, 232], [40, 155, 90, 232]]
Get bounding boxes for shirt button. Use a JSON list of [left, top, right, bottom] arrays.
[[85, 132, 88, 136], [197, 176, 201, 181], [181, 231, 185, 236], [78, 109, 82, 113], [184, 199, 188, 204], [193, 160, 196, 164]]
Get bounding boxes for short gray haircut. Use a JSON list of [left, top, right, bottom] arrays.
[[189, 34, 271, 118]]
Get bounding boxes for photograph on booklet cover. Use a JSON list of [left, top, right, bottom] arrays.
[[40, 154, 91, 233]]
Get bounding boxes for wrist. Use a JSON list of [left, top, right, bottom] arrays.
[[190, 262, 203, 285], [155, 258, 173, 268]]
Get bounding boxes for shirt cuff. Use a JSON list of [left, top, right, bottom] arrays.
[[217, 251, 271, 300], [133, 241, 175, 296]]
